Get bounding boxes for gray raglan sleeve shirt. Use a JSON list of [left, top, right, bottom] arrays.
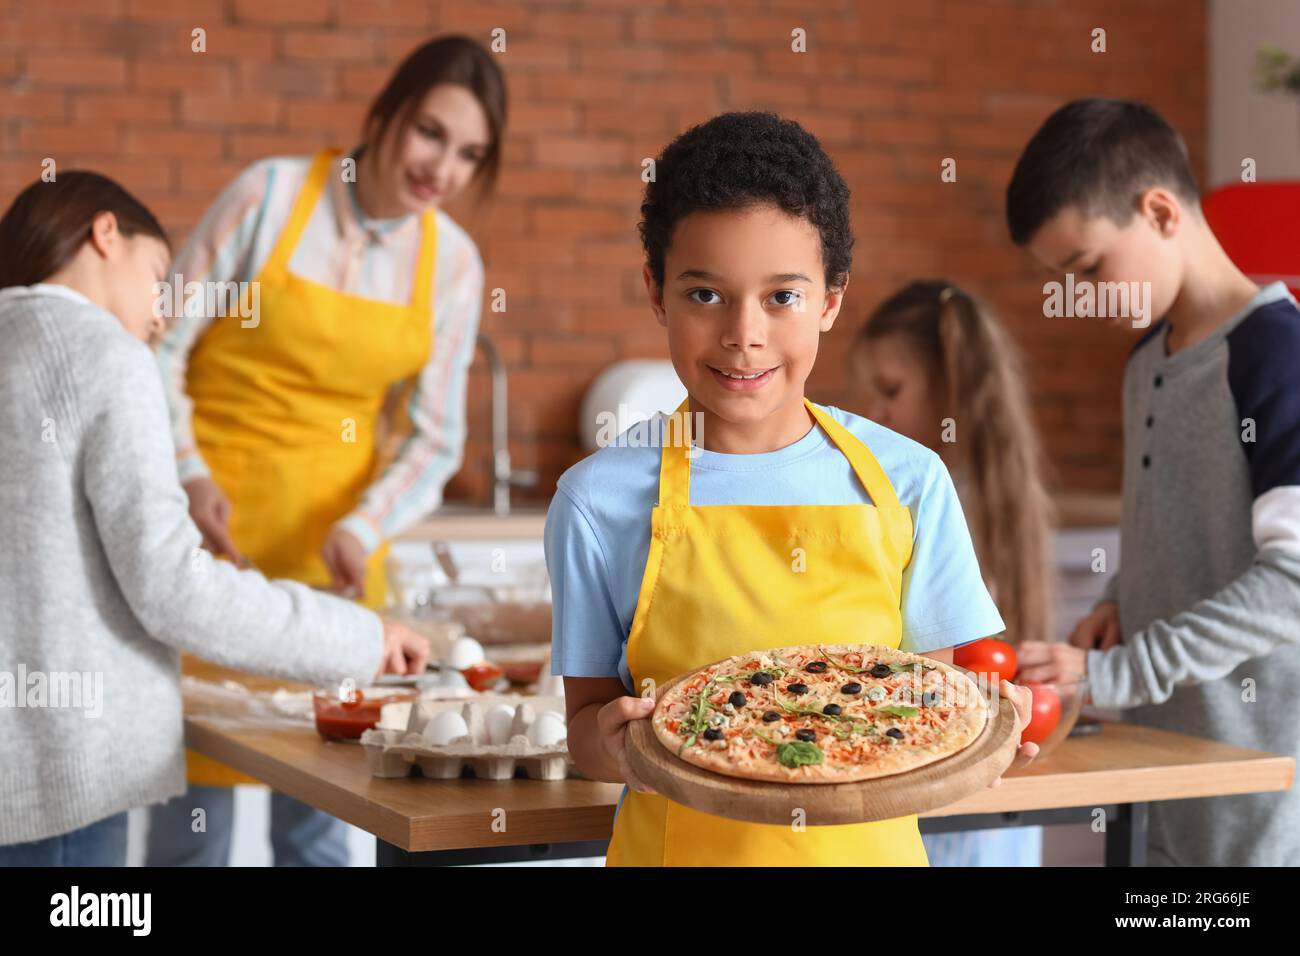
[[1088, 551, 1300, 708], [1086, 284, 1300, 709]]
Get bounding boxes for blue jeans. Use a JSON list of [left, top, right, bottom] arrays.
[[0, 812, 129, 866], [145, 785, 348, 867], [922, 826, 1043, 866]]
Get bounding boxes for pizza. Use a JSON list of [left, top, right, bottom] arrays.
[[651, 644, 988, 784]]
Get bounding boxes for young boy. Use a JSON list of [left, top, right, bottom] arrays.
[[545, 111, 1036, 867], [1008, 98, 1300, 866]]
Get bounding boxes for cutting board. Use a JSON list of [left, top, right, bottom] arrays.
[[625, 667, 1021, 826]]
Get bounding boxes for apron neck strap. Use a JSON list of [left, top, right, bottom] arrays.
[[263, 149, 338, 279], [410, 209, 437, 314], [657, 397, 903, 509], [262, 149, 438, 316]]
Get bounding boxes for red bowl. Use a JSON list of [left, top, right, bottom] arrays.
[[500, 660, 544, 685]]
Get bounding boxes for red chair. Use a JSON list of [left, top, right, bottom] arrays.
[[1201, 181, 1300, 299]]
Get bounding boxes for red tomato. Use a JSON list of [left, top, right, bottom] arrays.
[[1020, 683, 1061, 745], [953, 638, 1018, 687]]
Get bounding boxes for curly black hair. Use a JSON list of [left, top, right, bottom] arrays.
[[639, 111, 853, 291]]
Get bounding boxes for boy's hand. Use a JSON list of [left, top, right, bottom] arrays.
[[597, 696, 659, 795], [1015, 641, 1089, 685], [1069, 601, 1121, 650], [989, 679, 1039, 787]]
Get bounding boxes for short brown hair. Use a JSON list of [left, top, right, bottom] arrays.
[[1006, 98, 1200, 246]]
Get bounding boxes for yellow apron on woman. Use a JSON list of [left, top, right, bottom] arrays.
[[182, 149, 436, 786], [605, 399, 929, 866]]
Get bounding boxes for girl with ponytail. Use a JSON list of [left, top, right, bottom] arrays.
[[850, 279, 1055, 866]]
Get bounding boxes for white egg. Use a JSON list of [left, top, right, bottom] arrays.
[[447, 636, 486, 670], [422, 709, 469, 746], [485, 704, 517, 745], [527, 710, 566, 748], [534, 672, 565, 697]]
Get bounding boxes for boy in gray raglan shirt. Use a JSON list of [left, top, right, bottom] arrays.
[[1005, 99, 1300, 866]]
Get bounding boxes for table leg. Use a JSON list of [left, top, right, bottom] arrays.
[[1103, 802, 1148, 867], [921, 804, 1147, 867]]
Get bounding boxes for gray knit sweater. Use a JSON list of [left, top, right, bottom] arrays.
[[0, 284, 384, 845], [1087, 281, 1300, 866]]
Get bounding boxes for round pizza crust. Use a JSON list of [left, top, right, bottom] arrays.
[[651, 644, 988, 784]]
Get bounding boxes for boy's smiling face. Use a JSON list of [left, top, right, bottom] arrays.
[[1024, 190, 1185, 326], [646, 202, 845, 449]]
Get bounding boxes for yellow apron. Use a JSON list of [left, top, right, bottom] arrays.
[[182, 149, 436, 786], [605, 398, 929, 866]]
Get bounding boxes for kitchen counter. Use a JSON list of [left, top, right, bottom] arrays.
[[393, 493, 1121, 544], [182, 663, 1293, 866], [1053, 492, 1121, 528], [397, 506, 547, 542]]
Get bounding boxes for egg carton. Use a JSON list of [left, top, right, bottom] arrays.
[[360, 694, 573, 781]]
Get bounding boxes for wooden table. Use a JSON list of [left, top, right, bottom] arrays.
[[183, 666, 1294, 867]]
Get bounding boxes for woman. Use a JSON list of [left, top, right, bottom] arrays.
[[850, 280, 1055, 867], [0, 172, 425, 866], [147, 35, 506, 866]]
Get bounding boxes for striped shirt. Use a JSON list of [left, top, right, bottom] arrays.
[[154, 153, 484, 553]]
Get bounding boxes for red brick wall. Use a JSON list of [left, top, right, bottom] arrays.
[[0, 0, 1207, 499]]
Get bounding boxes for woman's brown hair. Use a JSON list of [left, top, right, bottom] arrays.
[[0, 171, 168, 289], [852, 280, 1055, 646], [363, 34, 508, 197]]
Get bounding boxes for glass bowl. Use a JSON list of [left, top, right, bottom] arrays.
[[312, 687, 417, 741], [1019, 679, 1087, 761]]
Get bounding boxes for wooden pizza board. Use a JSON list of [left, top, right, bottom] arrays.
[[625, 667, 1021, 826]]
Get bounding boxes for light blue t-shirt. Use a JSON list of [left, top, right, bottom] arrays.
[[545, 404, 1005, 693]]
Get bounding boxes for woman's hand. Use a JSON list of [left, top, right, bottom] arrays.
[[989, 679, 1039, 787], [375, 618, 430, 678], [322, 527, 367, 600], [1069, 601, 1121, 650], [183, 476, 243, 564], [597, 696, 659, 794]]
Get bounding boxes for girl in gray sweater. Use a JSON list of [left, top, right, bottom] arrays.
[[0, 172, 428, 864]]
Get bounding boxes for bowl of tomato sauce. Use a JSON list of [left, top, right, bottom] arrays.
[[312, 688, 418, 741]]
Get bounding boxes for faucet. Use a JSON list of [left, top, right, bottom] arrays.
[[476, 332, 538, 515]]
